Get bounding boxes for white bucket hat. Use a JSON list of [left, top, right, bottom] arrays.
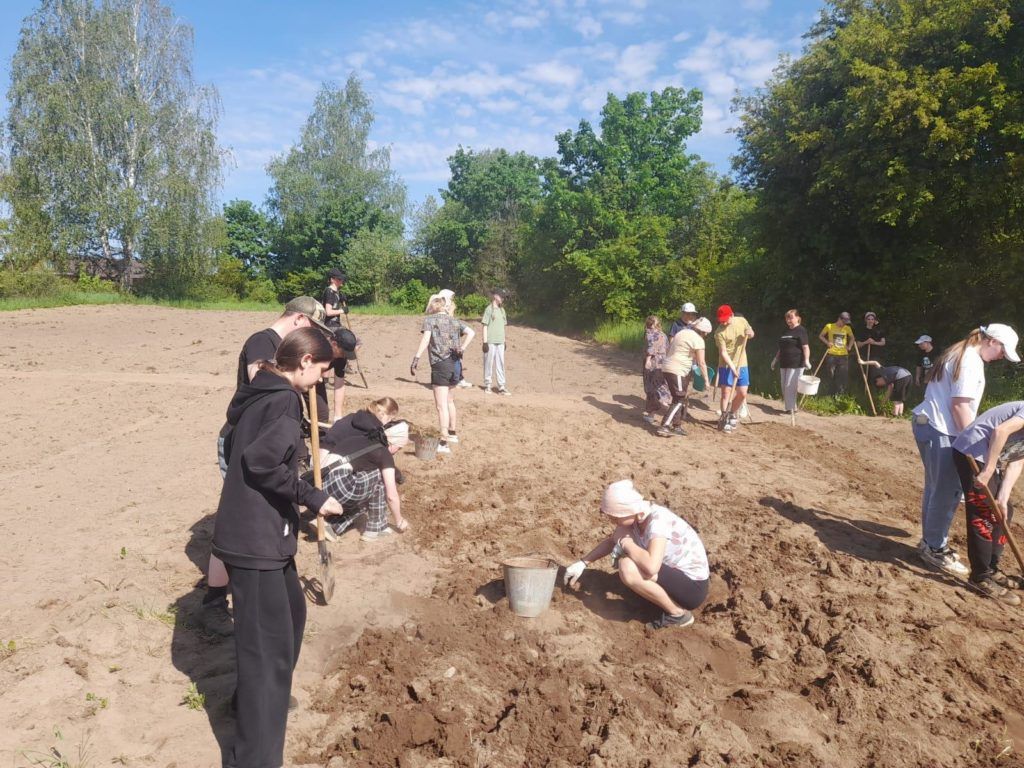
[[600, 480, 646, 518], [981, 324, 1020, 363], [693, 317, 712, 334]]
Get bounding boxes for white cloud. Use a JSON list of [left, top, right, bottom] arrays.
[[522, 60, 583, 88], [574, 16, 602, 39], [377, 91, 426, 116], [617, 42, 664, 81], [603, 10, 643, 25], [484, 8, 550, 31], [480, 97, 522, 114], [672, 31, 692, 43]]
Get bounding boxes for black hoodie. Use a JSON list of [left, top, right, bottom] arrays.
[[213, 369, 328, 570]]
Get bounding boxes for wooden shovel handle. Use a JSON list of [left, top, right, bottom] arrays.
[[309, 382, 325, 545]]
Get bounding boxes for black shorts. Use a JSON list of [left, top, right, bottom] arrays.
[[430, 356, 459, 387], [891, 375, 910, 403], [657, 565, 709, 610]]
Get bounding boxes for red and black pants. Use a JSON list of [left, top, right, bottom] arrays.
[[952, 450, 1014, 582]]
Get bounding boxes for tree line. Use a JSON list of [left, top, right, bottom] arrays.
[[1, 0, 1020, 366]]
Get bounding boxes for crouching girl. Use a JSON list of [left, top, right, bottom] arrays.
[[213, 327, 344, 768], [319, 397, 410, 541], [564, 480, 710, 629]]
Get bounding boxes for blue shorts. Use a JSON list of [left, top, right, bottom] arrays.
[[718, 366, 750, 387]]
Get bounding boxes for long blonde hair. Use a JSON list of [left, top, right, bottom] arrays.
[[927, 329, 984, 384]]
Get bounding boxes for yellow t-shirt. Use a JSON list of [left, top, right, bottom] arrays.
[[714, 317, 752, 368], [663, 328, 705, 376], [822, 323, 854, 356]]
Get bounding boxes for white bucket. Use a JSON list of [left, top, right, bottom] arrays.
[[502, 556, 558, 618], [798, 375, 820, 396], [412, 435, 438, 460]]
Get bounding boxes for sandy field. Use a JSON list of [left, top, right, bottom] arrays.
[[1, 304, 1023, 768]]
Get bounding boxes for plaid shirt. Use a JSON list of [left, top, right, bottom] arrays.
[[422, 313, 466, 365], [323, 467, 388, 532]]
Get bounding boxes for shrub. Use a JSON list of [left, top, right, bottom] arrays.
[[245, 278, 278, 304], [390, 279, 436, 311], [274, 268, 322, 302], [457, 292, 489, 317]]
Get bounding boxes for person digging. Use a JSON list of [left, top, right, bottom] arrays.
[[564, 480, 710, 629]]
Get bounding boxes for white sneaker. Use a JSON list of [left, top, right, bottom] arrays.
[[457, 380, 473, 389], [483, 385, 492, 393], [920, 546, 969, 576], [436, 443, 451, 454], [498, 388, 512, 397], [360, 528, 393, 542], [446, 434, 460, 444]]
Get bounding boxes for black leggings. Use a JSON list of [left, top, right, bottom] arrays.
[[660, 372, 692, 427], [225, 559, 306, 768], [657, 565, 709, 610], [952, 450, 1014, 581]]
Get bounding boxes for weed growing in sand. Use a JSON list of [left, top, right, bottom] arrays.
[[1, 639, 16, 660], [118, 547, 127, 559], [800, 393, 865, 416], [129, 603, 184, 630], [181, 683, 206, 711], [107, 665, 121, 673], [18, 727, 92, 768], [83, 693, 108, 712]]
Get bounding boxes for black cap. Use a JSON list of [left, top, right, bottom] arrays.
[[327, 268, 346, 281], [332, 328, 358, 352]]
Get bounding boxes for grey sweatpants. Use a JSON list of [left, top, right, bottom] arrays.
[[780, 368, 801, 411], [483, 342, 506, 389]]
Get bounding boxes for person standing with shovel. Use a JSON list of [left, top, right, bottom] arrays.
[[213, 328, 343, 768], [818, 312, 855, 395], [951, 401, 1024, 604], [714, 305, 755, 433], [911, 324, 1019, 575]]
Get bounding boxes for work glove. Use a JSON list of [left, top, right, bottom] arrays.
[[770, 359, 777, 371], [564, 560, 586, 586], [410, 357, 420, 377]]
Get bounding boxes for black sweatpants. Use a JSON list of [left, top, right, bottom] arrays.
[[825, 355, 849, 395], [225, 559, 306, 768], [660, 371, 691, 427], [952, 450, 1014, 581]]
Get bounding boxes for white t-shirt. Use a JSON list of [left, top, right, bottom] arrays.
[[912, 345, 985, 436], [663, 328, 705, 376], [631, 504, 709, 581]]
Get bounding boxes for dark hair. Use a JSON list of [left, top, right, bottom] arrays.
[[257, 327, 333, 375]]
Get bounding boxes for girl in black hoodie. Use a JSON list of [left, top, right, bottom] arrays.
[[213, 327, 342, 768]]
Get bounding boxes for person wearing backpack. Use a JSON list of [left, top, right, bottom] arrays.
[[213, 328, 343, 768]]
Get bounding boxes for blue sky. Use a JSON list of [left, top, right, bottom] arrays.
[[0, 0, 825, 212]]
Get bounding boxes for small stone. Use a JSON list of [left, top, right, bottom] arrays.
[[444, 666, 457, 679], [349, 675, 369, 691], [501, 630, 516, 642], [408, 679, 432, 702], [760, 590, 780, 609], [327, 757, 347, 768]]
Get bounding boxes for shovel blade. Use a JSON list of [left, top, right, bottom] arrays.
[[318, 541, 336, 603]]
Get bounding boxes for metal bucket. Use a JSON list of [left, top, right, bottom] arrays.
[[502, 556, 558, 618], [413, 435, 438, 460], [798, 375, 821, 396]]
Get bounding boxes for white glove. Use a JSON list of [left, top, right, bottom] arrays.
[[564, 560, 586, 586]]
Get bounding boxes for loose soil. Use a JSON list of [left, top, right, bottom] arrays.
[[1, 305, 1022, 768]]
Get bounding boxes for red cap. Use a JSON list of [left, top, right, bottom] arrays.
[[716, 304, 733, 324]]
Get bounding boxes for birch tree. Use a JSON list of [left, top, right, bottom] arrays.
[[4, 0, 221, 292]]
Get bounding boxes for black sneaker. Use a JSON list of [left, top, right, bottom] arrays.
[[329, 513, 361, 538], [647, 610, 695, 629], [970, 577, 1022, 606], [200, 597, 234, 637]]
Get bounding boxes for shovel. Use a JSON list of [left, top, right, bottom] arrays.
[[966, 455, 1024, 574], [341, 309, 370, 389], [719, 336, 749, 429], [308, 388, 336, 603]]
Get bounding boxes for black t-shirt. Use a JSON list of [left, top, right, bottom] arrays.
[[919, 348, 936, 375], [322, 412, 395, 474], [321, 285, 344, 328], [236, 329, 282, 389], [859, 326, 885, 344], [309, 355, 349, 423], [777, 325, 809, 368], [876, 365, 911, 385]]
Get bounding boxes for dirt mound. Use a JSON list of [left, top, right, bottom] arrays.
[[1, 306, 1023, 768]]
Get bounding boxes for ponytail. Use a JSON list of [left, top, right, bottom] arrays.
[[927, 329, 984, 384]]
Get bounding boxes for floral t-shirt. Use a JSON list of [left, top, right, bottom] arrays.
[[631, 504, 709, 581], [645, 329, 668, 370]]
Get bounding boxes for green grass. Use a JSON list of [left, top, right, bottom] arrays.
[[349, 302, 420, 316], [592, 319, 647, 352], [0, 291, 125, 311]]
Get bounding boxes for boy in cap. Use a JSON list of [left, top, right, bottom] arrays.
[[714, 305, 755, 433], [818, 312, 855, 395], [322, 268, 348, 328], [668, 302, 699, 340], [915, 335, 936, 386], [311, 328, 359, 424], [857, 311, 886, 361]]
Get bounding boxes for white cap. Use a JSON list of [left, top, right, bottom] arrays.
[[914, 335, 932, 345], [693, 317, 712, 334], [680, 302, 697, 314], [981, 324, 1021, 363]]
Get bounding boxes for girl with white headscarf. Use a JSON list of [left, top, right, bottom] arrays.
[[564, 480, 709, 629]]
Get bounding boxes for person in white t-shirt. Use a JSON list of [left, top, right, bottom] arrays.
[[657, 317, 712, 438], [911, 324, 1019, 576], [563, 480, 710, 629]]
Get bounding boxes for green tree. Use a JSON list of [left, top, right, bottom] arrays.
[[223, 199, 277, 276], [734, 0, 1024, 342], [3, 0, 222, 293], [266, 76, 405, 284]]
